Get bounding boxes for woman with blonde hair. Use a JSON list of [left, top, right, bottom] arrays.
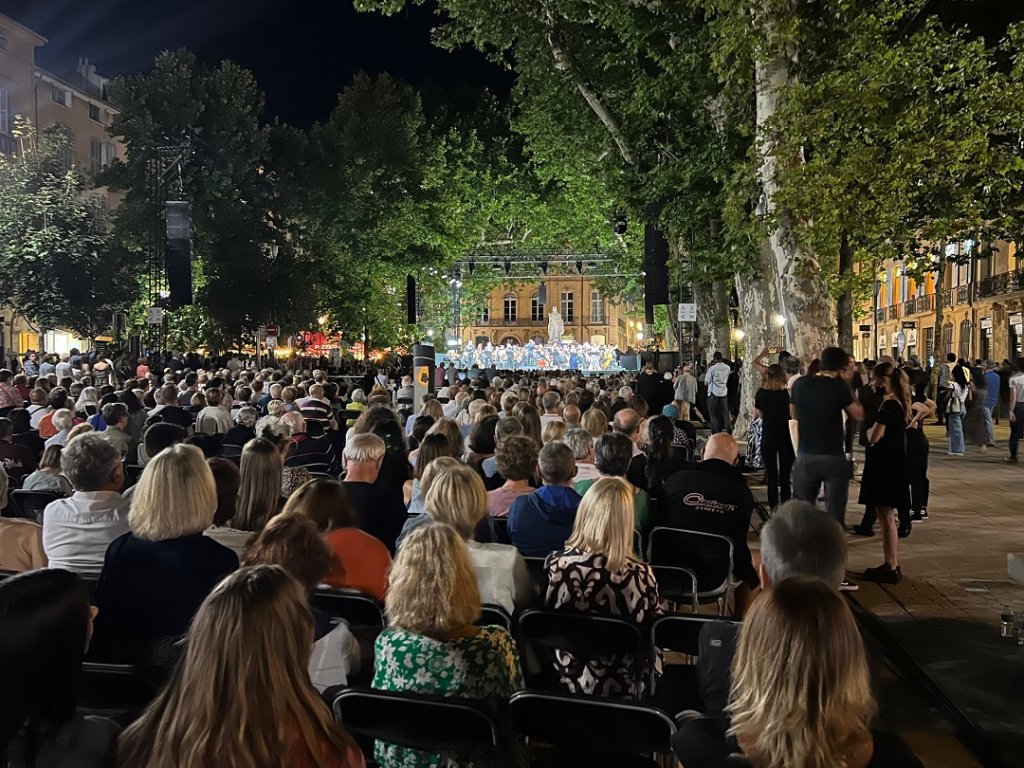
[[580, 407, 608, 441], [89, 444, 238, 665], [425, 463, 532, 614], [541, 419, 566, 445], [73, 386, 100, 418], [545, 476, 661, 698], [672, 575, 920, 768], [512, 402, 543, 448], [372, 522, 522, 768], [231, 438, 285, 535], [425, 417, 464, 460], [118, 565, 364, 768]]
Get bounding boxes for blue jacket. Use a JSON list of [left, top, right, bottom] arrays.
[[508, 485, 581, 557], [984, 370, 1000, 408]]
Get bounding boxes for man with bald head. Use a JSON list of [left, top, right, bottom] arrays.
[[662, 433, 759, 615]]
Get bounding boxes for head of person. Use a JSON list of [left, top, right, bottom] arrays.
[[51, 409, 75, 434], [759, 500, 846, 588], [281, 477, 357, 532], [28, 388, 47, 407], [419, 398, 444, 422], [541, 390, 561, 414], [703, 433, 740, 466], [425, 418, 464, 458], [612, 408, 641, 443], [762, 363, 788, 391], [118, 565, 355, 767], [819, 346, 851, 376], [782, 355, 802, 377], [728, 575, 873, 768], [500, 390, 518, 414], [142, 422, 187, 463], [952, 363, 969, 387], [160, 385, 179, 407], [0, 570, 96, 761], [871, 360, 894, 387], [37, 444, 63, 473], [566, 476, 636, 572], [204, 388, 223, 408], [232, 438, 284, 533], [946, 352, 957, 364], [281, 411, 305, 435], [342, 432, 386, 481], [101, 402, 128, 430], [513, 402, 542, 447], [241, 513, 333, 595], [207, 457, 241, 527], [542, 420, 567, 445], [563, 428, 594, 466], [538, 440, 576, 486], [60, 432, 123, 492], [493, 414, 524, 446], [413, 433, 453, 480], [562, 403, 581, 427], [425, 464, 488, 540], [131, 444, 217, 542], [469, 415, 499, 455], [66, 423, 94, 443], [385, 522, 480, 638], [494, 434, 539, 483], [593, 431, 633, 478], [712, 351, 723, 363], [581, 407, 608, 440], [235, 406, 257, 429]]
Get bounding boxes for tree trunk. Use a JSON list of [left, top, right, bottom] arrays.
[[695, 281, 730, 359], [734, 254, 785, 439], [837, 232, 854, 353], [754, 9, 835, 362]]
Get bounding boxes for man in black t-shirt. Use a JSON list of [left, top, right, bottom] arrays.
[[790, 347, 863, 526]]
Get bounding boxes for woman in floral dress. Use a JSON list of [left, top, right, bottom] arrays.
[[372, 522, 523, 767]]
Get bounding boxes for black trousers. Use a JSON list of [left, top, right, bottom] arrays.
[[904, 427, 930, 512], [761, 434, 794, 510]]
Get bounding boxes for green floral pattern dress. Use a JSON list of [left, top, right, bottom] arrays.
[[371, 625, 524, 767]]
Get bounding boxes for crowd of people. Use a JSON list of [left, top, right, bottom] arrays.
[[3, 339, 1016, 766]]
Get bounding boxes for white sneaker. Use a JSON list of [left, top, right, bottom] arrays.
[[839, 580, 860, 592]]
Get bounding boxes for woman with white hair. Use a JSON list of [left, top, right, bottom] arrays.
[[74, 387, 101, 418], [43, 409, 76, 449], [223, 406, 258, 447]]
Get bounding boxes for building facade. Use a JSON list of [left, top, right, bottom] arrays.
[[0, 12, 124, 359], [872, 239, 1023, 365], [460, 276, 637, 350]]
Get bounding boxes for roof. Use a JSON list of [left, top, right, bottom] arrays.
[[0, 12, 48, 47]]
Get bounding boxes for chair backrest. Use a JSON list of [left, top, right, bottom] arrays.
[[650, 614, 736, 657], [646, 527, 733, 599], [633, 528, 643, 556], [522, 557, 548, 590], [8, 490, 61, 523], [491, 516, 511, 545], [517, 609, 648, 690], [333, 687, 500, 755], [0, 569, 20, 581], [218, 445, 243, 461], [477, 603, 513, 633], [123, 464, 145, 484], [508, 690, 676, 759], [77, 662, 159, 720], [311, 586, 386, 631], [648, 565, 699, 611]]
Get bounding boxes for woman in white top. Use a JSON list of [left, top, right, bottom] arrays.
[[194, 388, 233, 435], [74, 387, 101, 418], [946, 364, 970, 457], [424, 462, 532, 615]]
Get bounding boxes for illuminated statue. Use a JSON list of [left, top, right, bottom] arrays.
[[547, 307, 564, 343]]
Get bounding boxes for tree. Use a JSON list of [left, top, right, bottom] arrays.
[[0, 117, 131, 338]]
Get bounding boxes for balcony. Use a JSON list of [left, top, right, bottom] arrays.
[[956, 284, 971, 305], [888, 305, 900, 321], [940, 288, 956, 308], [976, 269, 1024, 299], [903, 295, 936, 316], [876, 308, 887, 324]]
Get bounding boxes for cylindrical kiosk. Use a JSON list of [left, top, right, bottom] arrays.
[[412, 344, 435, 412]]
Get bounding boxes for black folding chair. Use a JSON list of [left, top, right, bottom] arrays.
[[333, 687, 504, 765], [646, 527, 734, 614], [492, 516, 511, 545], [311, 586, 386, 632], [649, 565, 699, 612], [0, 569, 20, 581], [8, 490, 61, 523], [645, 614, 737, 717], [218, 445, 243, 462], [508, 689, 676, 768], [517, 610, 649, 694], [477, 603, 513, 633], [522, 557, 549, 591], [77, 662, 160, 723], [633, 528, 643, 556], [123, 464, 145, 485]]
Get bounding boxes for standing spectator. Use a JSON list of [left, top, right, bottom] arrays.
[[117, 565, 363, 767], [673, 361, 703, 421], [21, 351, 39, 377], [372, 522, 523, 768], [983, 361, 1000, 445], [905, 388, 936, 525], [41, 434, 128, 578], [946, 363, 969, 457], [935, 352, 956, 428], [703, 352, 732, 434], [754, 364, 794, 511], [509, 441, 582, 557], [790, 347, 864, 526], [1007, 358, 1024, 464], [963, 367, 990, 453]]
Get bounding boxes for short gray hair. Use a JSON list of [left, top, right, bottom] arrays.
[[61, 432, 121, 491], [235, 406, 257, 427], [563, 428, 593, 461], [51, 409, 75, 432], [343, 432, 386, 463], [760, 500, 846, 588], [541, 390, 561, 412]]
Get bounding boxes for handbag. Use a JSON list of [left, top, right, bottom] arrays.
[[946, 389, 962, 414]]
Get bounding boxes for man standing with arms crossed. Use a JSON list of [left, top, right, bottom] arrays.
[[704, 352, 732, 434]]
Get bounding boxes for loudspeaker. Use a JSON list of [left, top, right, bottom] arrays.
[[644, 202, 670, 323], [406, 275, 416, 324], [165, 201, 190, 240], [166, 238, 193, 307]]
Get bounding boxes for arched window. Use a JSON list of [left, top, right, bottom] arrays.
[[959, 319, 972, 362], [503, 293, 517, 323], [530, 293, 544, 322], [942, 322, 954, 355]]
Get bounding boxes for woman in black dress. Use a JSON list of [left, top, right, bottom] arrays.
[[860, 367, 912, 585], [753, 364, 793, 511]]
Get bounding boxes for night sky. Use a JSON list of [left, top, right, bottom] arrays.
[[0, 0, 510, 126]]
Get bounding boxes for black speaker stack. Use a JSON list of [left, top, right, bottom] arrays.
[[643, 202, 670, 324], [165, 201, 193, 307]]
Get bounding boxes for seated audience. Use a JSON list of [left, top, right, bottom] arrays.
[[21, 445, 72, 496], [136, 421, 187, 466], [38, 389, 71, 438], [41, 434, 128, 578], [508, 441, 581, 557], [285, 478, 391, 601], [487, 435, 538, 518], [98, 402, 135, 461], [222, 406, 257, 447], [480, 415, 523, 487], [242, 513, 361, 692], [465, 415, 499, 473], [342, 433, 407, 554], [0, 416, 38, 480], [581, 407, 608, 441], [258, 419, 313, 497], [373, 523, 522, 767], [545, 477, 661, 698], [89, 444, 238, 666], [208, 437, 284, 556], [26, 388, 50, 429], [43, 409, 76, 449], [661, 432, 760, 616], [284, 413, 336, 472], [673, 575, 921, 768], [575, 432, 650, 534], [9, 408, 45, 458], [202, 457, 244, 551], [117, 565, 364, 768], [564, 428, 600, 482], [405, 433, 452, 513], [0, 514, 47, 571], [541, 420, 567, 445], [194, 388, 232, 435], [640, 414, 688, 503], [0, 570, 119, 767], [426, 463, 532, 614]]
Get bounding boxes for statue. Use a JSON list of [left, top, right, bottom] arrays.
[[547, 307, 564, 343]]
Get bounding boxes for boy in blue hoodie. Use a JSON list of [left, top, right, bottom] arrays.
[[509, 441, 582, 557]]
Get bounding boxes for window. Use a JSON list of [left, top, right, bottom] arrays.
[[51, 85, 70, 107], [102, 141, 115, 168], [530, 294, 545, 322], [942, 323, 953, 356], [590, 290, 605, 323], [478, 304, 491, 324], [560, 290, 575, 323], [89, 103, 100, 122], [503, 293, 517, 323], [90, 137, 102, 175], [959, 319, 972, 362], [923, 327, 934, 361], [0, 87, 8, 135]]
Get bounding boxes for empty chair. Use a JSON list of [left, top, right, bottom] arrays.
[[311, 586, 386, 632], [77, 662, 160, 723], [648, 565, 699, 612], [644, 614, 735, 717], [508, 689, 676, 768], [8, 489, 61, 523], [646, 527, 734, 612]]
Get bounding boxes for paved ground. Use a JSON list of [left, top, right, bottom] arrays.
[[746, 422, 1024, 767]]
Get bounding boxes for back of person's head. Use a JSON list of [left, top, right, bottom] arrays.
[[143, 422, 187, 460], [593, 432, 633, 477], [419, 399, 444, 422], [51, 408, 74, 433], [0, 570, 92, 761], [66, 423, 94, 443], [494, 435, 538, 483], [204, 388, 223, 407], [207, 458, 241, 527], [469, 415, 499, 454], [426, 417, 464, 457], [703, 433, 739, 465], [729, 575, 873, 768], [494, 415, 524, 444], [118, 565, 355, 767], [514, 403, 542, 447], [425, 463, 487, 539], [60, 432, 121, 492], [538, 440, 575, 485], [541, 420, 567, 445], [235, 406, 257, 428], [160, 385, 179, 406], [184, 432, 222, 459], [282, 477, 357, 532], [132, 444, 217, 542], [763, 363, 787, 391], [782, 356, 801, 376], [101, 401, 128, 427], [38, 444, 63, 472], [952, 363, 968, 387], [242, 513, 333, 593], [386, 522, 480, 637], [947, 352, 957, 363], [562, 403, 580, 426], [233, 438, 283, 533], [29, 388, 47, 406], [567, 476, 635, 572], [541, 390, 561, 412], [612, 408, 640, 437], [351, 404, 397, 436], [414, 433, 452, 480], [819, 346, 850, 373], [760, 500, 846, 588], [343, 432, 386, 464], [563, 428, 593, 462], [281, 411, 305, 435], [581, 407, 608, 440]]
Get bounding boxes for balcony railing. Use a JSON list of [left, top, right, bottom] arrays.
[[976, 269, 1024, 299], [902, 295, 936, 316], [888, 305, 900, 321], [476, 317, 575, 327], [876, 308, 886, 324], [957, 284, 971, 305], [940, 288, 956, 308]]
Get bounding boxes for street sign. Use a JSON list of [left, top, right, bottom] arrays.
[[147, 306, 165, 325], [265, 324, 278, 337], [266, 335, 278, 349], [677, 303, 697, 322]]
